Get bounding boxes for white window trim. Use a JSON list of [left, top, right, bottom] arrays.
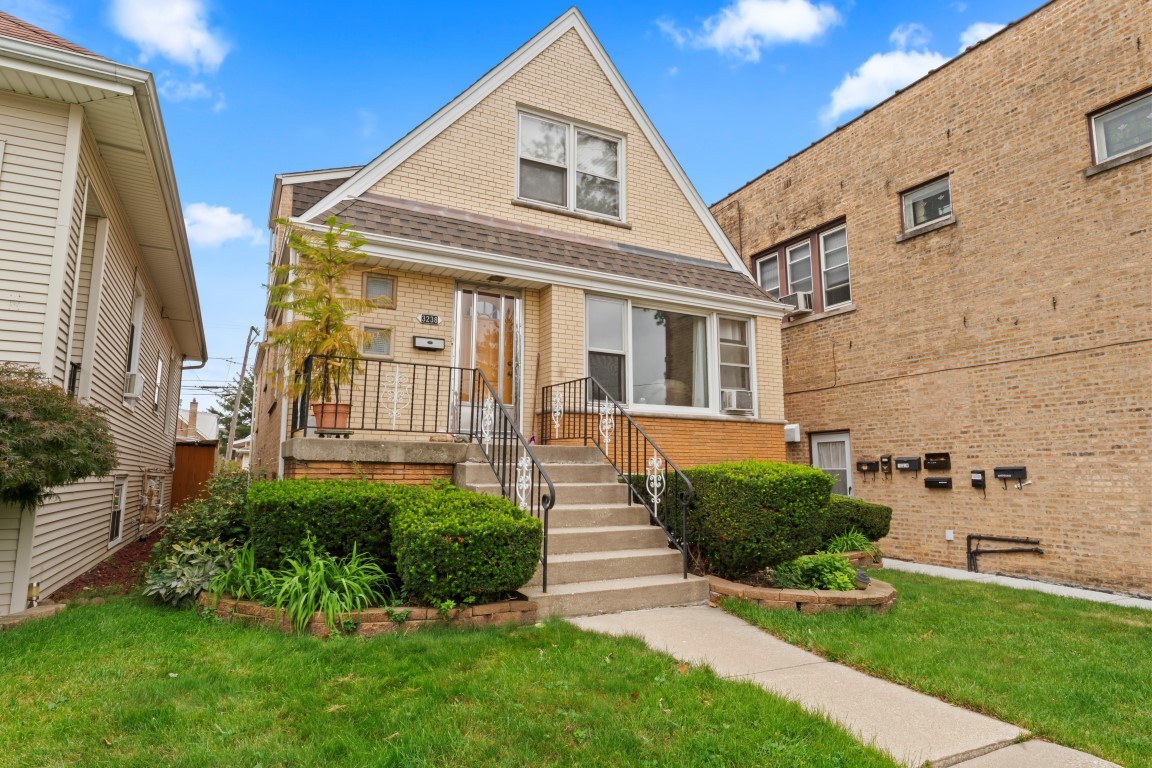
[[786, 241, 812, 295], [516, 108, 627, 223], [584, 294, 758, 417], [360, 325, 394, 360], [819, 224, 852, 311], [756, 253, 779, 298], [1091, 92, 1152, 164], [108, 478, 127, 548], [902, 177, 952, 232], [123, 279, 146, 405], [718, 314, 754, 396]]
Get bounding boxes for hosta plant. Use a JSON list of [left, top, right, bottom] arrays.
[[143, 538, 233, 607]]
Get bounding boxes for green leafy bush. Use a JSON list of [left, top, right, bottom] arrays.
[[0, 363, 116, 508], [247, 479, 414, 570], [154, 467, 250, 560], [770, 553, 857, 591], [680, 461, 834, 579], [820, 494, 892, 543], [143, 538, 233, 606], [392, 485, 543, 605], [262, 537, 393, 634], [820, 529, 881, 559], [210, 542, 270, 602]]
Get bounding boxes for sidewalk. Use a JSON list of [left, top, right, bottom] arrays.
[[572, 605, 1119, 768], [881, 559, 1152, 611]]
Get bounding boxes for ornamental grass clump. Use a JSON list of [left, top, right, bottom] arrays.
[[0, 363, 116, 509]]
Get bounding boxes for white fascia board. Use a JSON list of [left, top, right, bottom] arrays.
[[288, 218, 784, 318], [294, 9, 752, 280], [0, 38, 145, 94], [276, 167, 360, 185]]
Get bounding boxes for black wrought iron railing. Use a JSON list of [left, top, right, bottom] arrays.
[[541, 376, 692, 579], [289, 355, 556, 590]]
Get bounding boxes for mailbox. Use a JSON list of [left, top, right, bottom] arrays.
[[971, 470, 986, 489], [856, 461, 880, 473], [413, 336, 445, 351], [993, 466, 1027, 481], [924, 453, 951, 471], [924, 477, 953, 489], [880, 455, 892, 474], [895, 457, 921, 472]]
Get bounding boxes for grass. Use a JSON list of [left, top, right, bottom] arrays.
[[0, 598, 897, 768], [723, 569, 1152, 768]]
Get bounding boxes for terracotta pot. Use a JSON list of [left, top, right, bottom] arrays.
[[311, 402, 352, 430]]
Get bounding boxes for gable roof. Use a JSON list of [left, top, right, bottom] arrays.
[[0, 11, 104, 59], [296, 7, 751, 278]]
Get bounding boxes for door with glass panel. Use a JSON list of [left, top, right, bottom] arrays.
[[811, 432, 852, 496], [456, 286, 521, 431]]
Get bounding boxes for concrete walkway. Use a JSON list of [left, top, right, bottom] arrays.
[[882, 559, 1152, 611], [572, 605, 1120, 768]]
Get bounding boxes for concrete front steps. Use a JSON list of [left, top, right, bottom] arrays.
[[454, 445, 709, 617]]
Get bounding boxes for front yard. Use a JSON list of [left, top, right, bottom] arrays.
[[0, 598, 896, 768], [724, 569, 1152, 767]]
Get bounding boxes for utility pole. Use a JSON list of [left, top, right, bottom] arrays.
[[225, 326, 260, 462]]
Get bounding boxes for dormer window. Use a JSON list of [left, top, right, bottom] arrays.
[[518, 112, 622, 220]]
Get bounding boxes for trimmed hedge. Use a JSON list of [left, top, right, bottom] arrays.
[[820, 494, 892, 543], [247, 479, 414, 571], [681, 460, 834, 580], [393, 485, 542, 606]]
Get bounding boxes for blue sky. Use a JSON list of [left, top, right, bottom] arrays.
[[7, 0, 1043, 409]]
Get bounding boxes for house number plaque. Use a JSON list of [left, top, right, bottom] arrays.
[[418, 314, 441, 325]]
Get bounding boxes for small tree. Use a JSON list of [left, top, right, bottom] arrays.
[[0, 363, 117, 509], [207, 371, 253, 456], [264, 216, 379, 401]]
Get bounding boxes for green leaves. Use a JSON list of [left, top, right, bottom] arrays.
[[0, 363, 117, 508], [770, 553, 858, 591], [142, 538, 233, 606], [820, 495, 892, 543]]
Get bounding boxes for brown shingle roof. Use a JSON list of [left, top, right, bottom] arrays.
[[291, 178, 348, 217], [313, 195, 771, 302], [0, 11, 104, 59]]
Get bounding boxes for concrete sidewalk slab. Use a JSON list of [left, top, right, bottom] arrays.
[[950, 740, 1120, 767], [882, 559, 1152, 611], [573, 605, 1026, 767]]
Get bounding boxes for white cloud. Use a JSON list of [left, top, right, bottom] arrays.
[[959, 22, 1006, 51], [183, 203, 261, 248], [889, 23, 931, 50], [110, 0, 228, 71], [822, 48, 947, 125], [4, 0, 69, 31], [660, 0, 840, 62], [159, 78, 212, 102]]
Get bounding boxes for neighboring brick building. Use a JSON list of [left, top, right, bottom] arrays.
[[712, 0, 1150, 594]]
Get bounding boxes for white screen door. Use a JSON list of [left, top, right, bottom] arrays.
[[811, 432, 852, 496]]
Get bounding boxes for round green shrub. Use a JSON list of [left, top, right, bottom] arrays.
[[820, 495, 892, 543], [0, 363, 116, 508]]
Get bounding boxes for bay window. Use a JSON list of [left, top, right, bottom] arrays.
[[585, 296, 754, 413]]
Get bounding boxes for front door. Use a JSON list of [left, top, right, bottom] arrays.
[[811, 431, 852, 496], [456, 286, 521, 428]]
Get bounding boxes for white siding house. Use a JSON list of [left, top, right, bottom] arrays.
[[0, 13, 206, 615]]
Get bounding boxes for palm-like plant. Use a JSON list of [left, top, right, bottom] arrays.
[[264, 216, 382, 409]]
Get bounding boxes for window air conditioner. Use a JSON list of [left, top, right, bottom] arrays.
[[721, 388, 754, 413], [123, 371, 143, 399], [778, 291, 814, 315]]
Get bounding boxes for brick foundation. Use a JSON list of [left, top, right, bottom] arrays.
[[283, 459, 454, 483]]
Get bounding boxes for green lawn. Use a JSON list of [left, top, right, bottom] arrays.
[[724, 569, 1152, 768], [0, 598, 897, 768]]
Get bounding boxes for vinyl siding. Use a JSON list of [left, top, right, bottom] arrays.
[[28, 125, 181, 599], [50, 161, 87, 384], [0, 91, 70, 365], [0, 504, 19, 612], [68, 216, 97, 370]]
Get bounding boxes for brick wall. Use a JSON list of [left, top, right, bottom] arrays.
[[283, 459, 454, 484], [712, 0, 1151, 593]]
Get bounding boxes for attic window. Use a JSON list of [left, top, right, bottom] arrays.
[[518, 112, 622, 220]]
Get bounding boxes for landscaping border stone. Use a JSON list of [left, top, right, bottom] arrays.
[[198, 592, 538, 637], [707, 574, 896, 614]]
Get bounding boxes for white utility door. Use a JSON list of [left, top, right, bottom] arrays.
[[811, 432, 852, 496]]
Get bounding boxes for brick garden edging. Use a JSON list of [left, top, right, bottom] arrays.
[[198, 592, 538, 637], [708, 574, 897, 614]]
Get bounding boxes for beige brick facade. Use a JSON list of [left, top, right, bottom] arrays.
[[713, 0, 1151, 594]]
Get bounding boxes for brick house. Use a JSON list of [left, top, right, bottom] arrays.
[[711, 0, 1150, 594], [0, 14, 206, 614], [250, 9, 788, 481]]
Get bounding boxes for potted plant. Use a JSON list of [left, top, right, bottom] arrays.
[[264, 216, 380, 430]]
